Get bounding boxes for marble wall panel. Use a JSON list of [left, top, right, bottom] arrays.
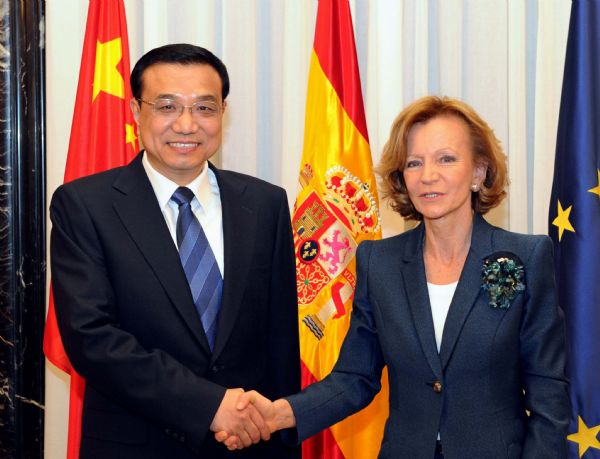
[[0, 0, 45, 457]]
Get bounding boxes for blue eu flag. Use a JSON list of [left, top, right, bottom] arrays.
[[549, 1, 600, 457]]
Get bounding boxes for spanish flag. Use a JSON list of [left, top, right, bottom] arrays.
[[292, 0, 388, 457], [43, 1, 137, 457]]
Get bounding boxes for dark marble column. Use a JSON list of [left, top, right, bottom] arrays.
[[0, 0, 46, 458]]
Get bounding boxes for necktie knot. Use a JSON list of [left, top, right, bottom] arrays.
[[171, 187, 195, 207]]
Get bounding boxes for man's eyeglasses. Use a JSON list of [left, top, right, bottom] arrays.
[[137, 98, 223, 119]]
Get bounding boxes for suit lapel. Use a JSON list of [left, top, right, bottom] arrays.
[[209, 165, 257, 362], [401, 224, 443, 378], [111, 155, 210, 352], [439, 214, 494, 369]]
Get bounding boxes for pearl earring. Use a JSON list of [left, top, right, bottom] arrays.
[[471, 184, 479, 192]]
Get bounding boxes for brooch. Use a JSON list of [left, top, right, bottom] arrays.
[[481, 252, 525, 309]]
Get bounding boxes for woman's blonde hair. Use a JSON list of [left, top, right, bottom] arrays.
[[377, 96, 508, 220]]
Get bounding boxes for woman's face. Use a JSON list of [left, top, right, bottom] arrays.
[[403, 114, 486, 224]]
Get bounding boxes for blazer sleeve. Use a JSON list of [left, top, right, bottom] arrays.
[[265, 189, 301, 398], [285, 241, 385, 442], [520, 236, 570, 457], [50, 184, 226, 449]]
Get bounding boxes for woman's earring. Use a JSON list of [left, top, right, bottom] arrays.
[[471, 183, 480, 192]]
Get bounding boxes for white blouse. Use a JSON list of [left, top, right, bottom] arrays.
[[427, 281, 458, 352]]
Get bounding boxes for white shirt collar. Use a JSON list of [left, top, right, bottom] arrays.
[[142, 152, 219, 211]]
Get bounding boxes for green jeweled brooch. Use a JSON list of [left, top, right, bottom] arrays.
[[481, 252, 526, 309]]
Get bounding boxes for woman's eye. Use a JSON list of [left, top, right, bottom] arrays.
[[405, 160, 421, 168], [440, 155, 456, 163]]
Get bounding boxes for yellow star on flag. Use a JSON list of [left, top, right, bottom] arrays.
[[567, 416, 600, 458], [588, 169, 600, 198], [93, 37, 124, 102], [552, 200, 575, 242], [125, 123, 137, 151]]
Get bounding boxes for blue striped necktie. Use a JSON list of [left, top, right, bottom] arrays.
[[171, 187, 222, 351]]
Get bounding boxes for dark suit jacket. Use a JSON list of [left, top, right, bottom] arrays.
[[287, 215, 569, 459], [50, 153, 301, 459]]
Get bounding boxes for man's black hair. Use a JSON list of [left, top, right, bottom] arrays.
[[130, 43, 229, 100]]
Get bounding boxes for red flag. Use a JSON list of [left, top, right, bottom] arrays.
[[293, 0, 388, 457], [43, 1, 137, 457]]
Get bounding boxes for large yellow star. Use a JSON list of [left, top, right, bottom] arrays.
[[93, 37, 124, 102], [552, 200, 575, 242], [588, 169, 600, 198], [125, 123, 137, 151], [567, 416, 600, 458]]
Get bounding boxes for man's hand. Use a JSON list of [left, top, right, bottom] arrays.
[[214, 390, 296, 450], [209, 388, 271, 448]]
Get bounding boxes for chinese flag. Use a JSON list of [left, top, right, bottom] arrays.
[[292, 0, 389, 457], [43, 1, 137, 457]]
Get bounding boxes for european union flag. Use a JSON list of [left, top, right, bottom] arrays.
[[549, 1, 600, 457]]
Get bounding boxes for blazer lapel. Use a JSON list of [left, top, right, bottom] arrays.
[[401, 224, 443, 379], [209, 165, 257, 362], [111, 155, 210, 352], [439, 214, 494, 369]]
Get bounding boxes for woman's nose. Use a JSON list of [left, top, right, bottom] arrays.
[[421, 161, 438, 182]]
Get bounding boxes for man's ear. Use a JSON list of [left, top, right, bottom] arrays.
[[221, 100, 227, 114], [130, 98, 141, 123]]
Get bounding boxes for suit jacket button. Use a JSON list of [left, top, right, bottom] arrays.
[[432, 380, 442, 393], [211, 365, 219, 373]]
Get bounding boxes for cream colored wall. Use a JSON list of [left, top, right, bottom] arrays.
[[45, 2, 85, 456]]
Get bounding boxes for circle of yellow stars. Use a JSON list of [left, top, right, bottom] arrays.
[[552, 169, 600, 241], [555, 168, 600, 456]]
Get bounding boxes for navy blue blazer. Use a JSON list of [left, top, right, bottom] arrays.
[[287, 214, 569, 458], [51, 153, 301, 459]]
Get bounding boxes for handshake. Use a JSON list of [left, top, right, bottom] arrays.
[[210, 388, 296, 450]]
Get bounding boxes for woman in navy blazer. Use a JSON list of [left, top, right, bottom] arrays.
[[219, 96, 570, 458]]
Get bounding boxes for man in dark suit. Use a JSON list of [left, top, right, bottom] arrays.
[[50, 43, 300, 458]]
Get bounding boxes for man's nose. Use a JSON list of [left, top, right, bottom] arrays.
[[171, 107, 199, 133]]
